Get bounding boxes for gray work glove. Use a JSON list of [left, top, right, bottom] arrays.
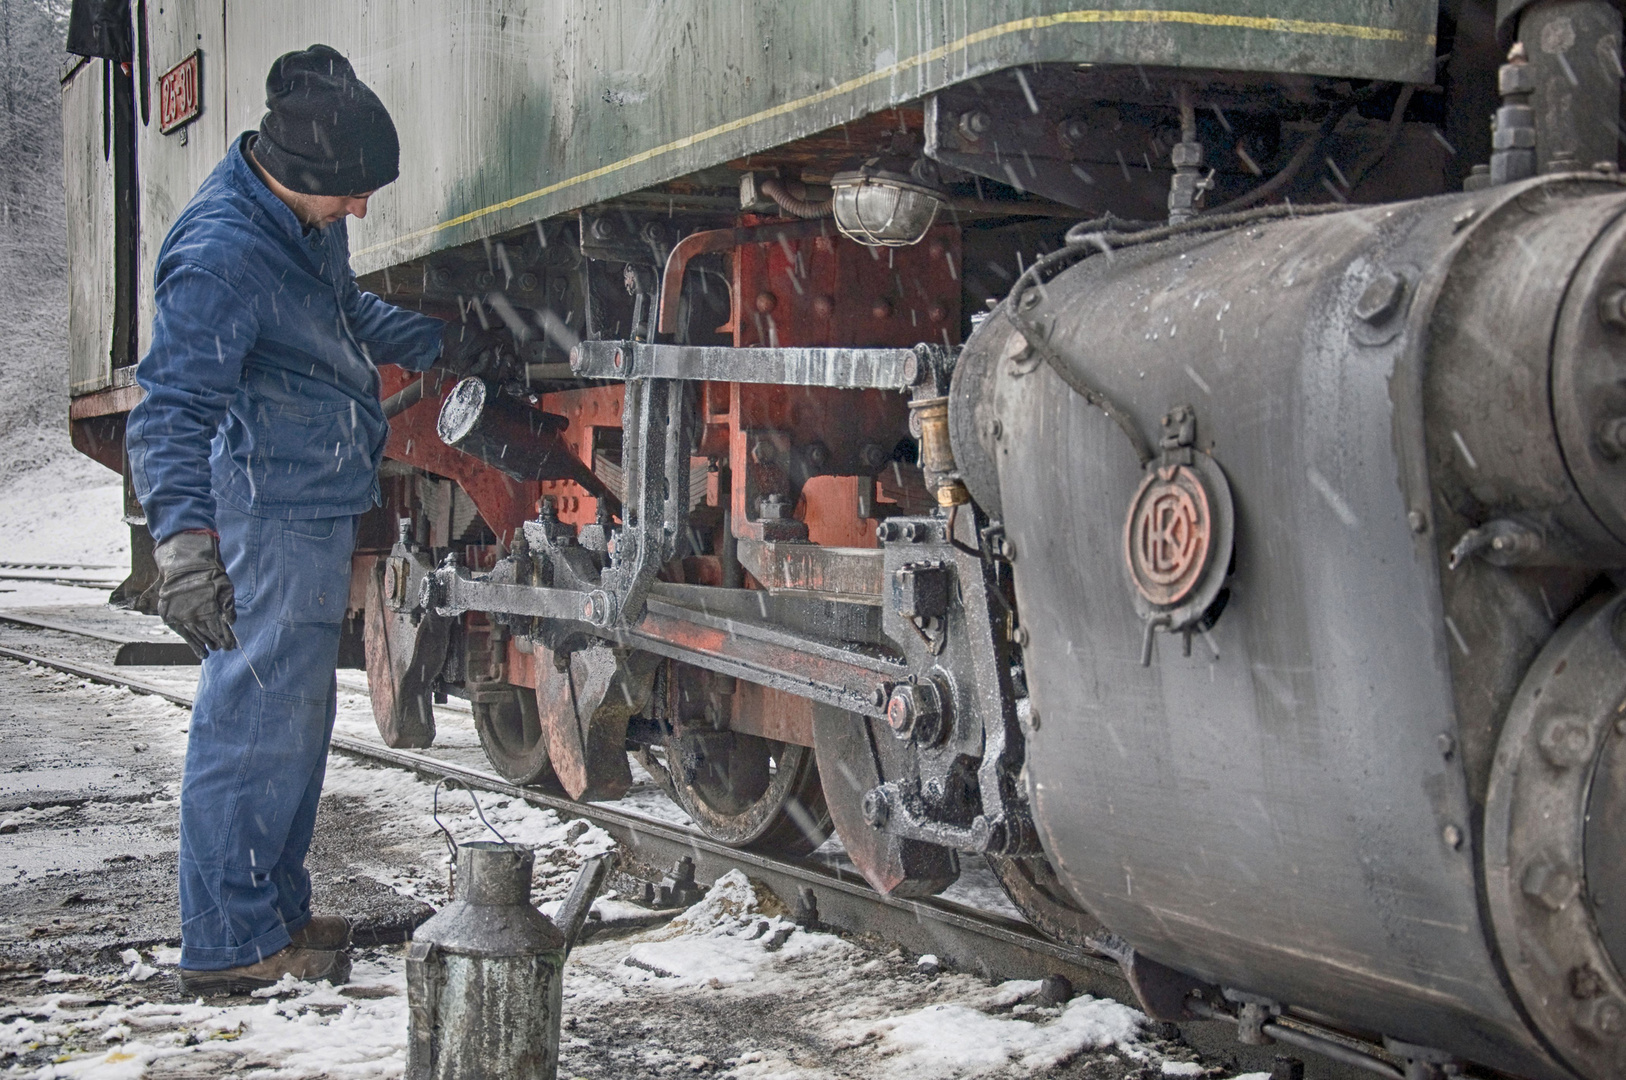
[[153, 531, 238, 658], [439, 320, 507, 376]]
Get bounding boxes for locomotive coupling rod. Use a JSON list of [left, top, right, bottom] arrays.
[[429, 564, 609, 625], [572, 340, 921, 389]]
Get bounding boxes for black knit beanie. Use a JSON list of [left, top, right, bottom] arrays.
[[254, 44, 399, 196]]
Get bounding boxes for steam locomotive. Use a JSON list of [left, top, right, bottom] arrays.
[[62, 2, 1626, 1076]]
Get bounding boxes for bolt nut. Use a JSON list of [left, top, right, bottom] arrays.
[[1437, 732, 1457, 758], [860, 443, 889, 470], [1596, 416, 1626, 459], [812, 295, 835, 317], [871, 297, 894, 320], [1539, 715, 1595, 769], [886, 682, 945, 746], [755, 290, 778, 314], [1442, 824, 1464, 849], [1355, 270, 1407, 324], [1576, 996, 1626, 1037], [1408, 509, 1429, 534], [1522, 857, 1581, 911], [1170, 141, 1204, 168], [1057, 118, 1089, 149], [758, 493, 790, 520], [1499, 62, 1537, 96], [518, 273, 539, 292], [959, 110, 993, 141]]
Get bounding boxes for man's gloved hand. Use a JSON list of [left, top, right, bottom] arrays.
[[153, 531, 238, 659], [438, 319, 508, 377]]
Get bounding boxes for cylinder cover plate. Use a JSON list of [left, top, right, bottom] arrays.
[[1485, 591, 1626, 1080]]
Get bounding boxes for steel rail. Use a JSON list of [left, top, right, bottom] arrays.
[[0, 611, 200, 665], [0, 638, 1117, 988], [0, 628, 1404, 1078]]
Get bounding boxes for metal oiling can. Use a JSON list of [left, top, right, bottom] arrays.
[[407, 842, 566, 1080]]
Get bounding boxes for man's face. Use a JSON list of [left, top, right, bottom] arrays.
[[290, 191, 374, 227]]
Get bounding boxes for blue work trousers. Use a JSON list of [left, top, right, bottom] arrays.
[[177, 500, 358, 970]]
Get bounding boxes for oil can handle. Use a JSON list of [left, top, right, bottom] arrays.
[[432, 777, 513, 861]]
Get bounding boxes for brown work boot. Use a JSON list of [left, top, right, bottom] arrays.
[[177, 946, 351, 996], [288, 914, 352, 951]]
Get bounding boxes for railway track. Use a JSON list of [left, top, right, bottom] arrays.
[[0, 612, 1405, 1079]]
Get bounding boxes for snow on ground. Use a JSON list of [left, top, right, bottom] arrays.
[[2, 872, 1190, 1080], [0, 453, 128, 610], [0, 432, 1264, 1080]]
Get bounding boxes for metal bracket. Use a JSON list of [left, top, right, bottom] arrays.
[[572, 339, 944, 390], [597, 377, 690, 626]]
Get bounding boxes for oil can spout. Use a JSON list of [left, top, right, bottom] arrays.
[[555, 852, 612, 957]]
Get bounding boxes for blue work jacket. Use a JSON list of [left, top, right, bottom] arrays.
[[127, 133, 443, 543]]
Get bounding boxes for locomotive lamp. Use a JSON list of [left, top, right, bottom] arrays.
[[830, 158, 945, 247]]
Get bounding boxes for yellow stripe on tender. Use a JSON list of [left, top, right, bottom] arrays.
[[356, 8, 1432, 258]]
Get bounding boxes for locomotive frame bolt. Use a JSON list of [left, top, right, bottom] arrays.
[[1539, 716, 1594, 769], [1522, 857, 1581, 911], [958, 110, 993, 142], [1355, 271, 1406, 324]]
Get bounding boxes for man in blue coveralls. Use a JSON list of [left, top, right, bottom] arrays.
[[127, 45, 494, 994]]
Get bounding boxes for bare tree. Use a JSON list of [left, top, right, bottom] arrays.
[[0, 0, 75, 474]]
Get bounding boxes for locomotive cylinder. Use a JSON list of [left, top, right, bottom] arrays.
[[958, 174, 1626, 1080], [436, 376, 610, 499]]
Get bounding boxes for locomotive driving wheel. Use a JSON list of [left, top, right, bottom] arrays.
[[660, 731, 831, 856], [986, 852, 1102, 947], [469, 681, 559, 788]]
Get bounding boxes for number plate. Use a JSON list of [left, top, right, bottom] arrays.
[[158, 51, 201, 134]]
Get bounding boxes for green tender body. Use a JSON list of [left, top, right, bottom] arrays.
[[221, 1, 1438, 274]]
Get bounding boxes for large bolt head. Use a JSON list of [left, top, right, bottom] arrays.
[[1539, 715, 1595, 769], [959, 110, 993, 141], [886, 682, 946, 746], [1355, 271, 1407, 324], [885, 686, 919, 738], [1523, 856, 1582, 911]]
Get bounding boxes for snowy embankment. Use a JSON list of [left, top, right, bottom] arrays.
[[0, 451, 128, 609]]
